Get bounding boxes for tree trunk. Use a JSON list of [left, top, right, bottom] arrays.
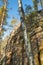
[[0, 0, 7, 65], [18, 0, 34, 65], [0, 0, 7, 34]]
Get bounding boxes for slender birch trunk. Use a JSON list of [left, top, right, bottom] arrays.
[[18, 0, 34, 65]]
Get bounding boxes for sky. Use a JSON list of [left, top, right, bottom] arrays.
[[0, 0, 42, 39], [7, 0, 33, 24], [7, 0, 42, 23], [0, 0, 42, 24]]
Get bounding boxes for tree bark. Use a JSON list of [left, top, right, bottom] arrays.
[[18, 0, 34, 65]]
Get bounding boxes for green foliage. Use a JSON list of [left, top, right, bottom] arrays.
[[32, 0, 38, 11], [40, 0, 43, 8], [0, 0, 8, 37], [25, 5, 32, 14]]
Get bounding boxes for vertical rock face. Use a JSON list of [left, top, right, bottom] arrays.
[[0, 10, 43, 65], [29, 10, 43, 65], [27, 10, 43, 65], [4, 25, 28, 65], [30, 26, 43, 65], [0, 37, 9, 63], [0, 24, 30, 65], [25, 10, 43, 65]]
